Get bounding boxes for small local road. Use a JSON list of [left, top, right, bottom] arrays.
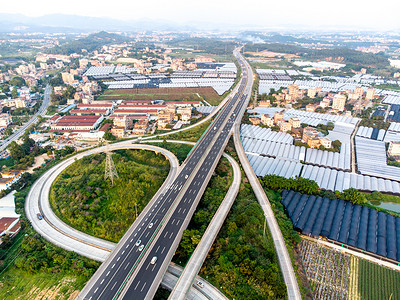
[[0, 84, 51, 152]]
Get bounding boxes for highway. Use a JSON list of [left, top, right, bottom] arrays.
[[78, 47, 252, 300], [25, 140, 228, 299], [0, 84, 51, 152], [232, 67, 302, 298], [168, 148, 241, 299]]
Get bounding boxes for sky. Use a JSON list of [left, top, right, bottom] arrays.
[[1, 0, 400, 30]]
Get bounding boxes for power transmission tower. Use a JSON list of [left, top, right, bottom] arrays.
[[104, 143, 119, 185]]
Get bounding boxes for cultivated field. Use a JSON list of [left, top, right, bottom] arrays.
[[299, 239, 400, 300], [98, 87, 222, 105]]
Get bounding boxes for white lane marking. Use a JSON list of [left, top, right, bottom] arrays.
[[176, 220, 180, 226], [169, 232, 174, 239], [122, 250, 125, 254], [146, 231, 150, 238], [124, 262, 130, 270], [178, 208, 182, 213], [171, 219, 175, 225], [111, 281, 117, 290], [141, 282, 147, 292], [117, 257, 120, 261], [156, 246, 160, 253], [134, 233, 137, 237], [106, 271, 110, 276], [161, 247, 166, 254], [112, 264, 115, 269], [134, 281, 141, 290], [183, 208, 187, 214], [94, 288, 98, 294], [164, 231, 169, 238], [101, 279, 104, 284]]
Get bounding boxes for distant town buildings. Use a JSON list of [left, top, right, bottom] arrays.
[[332, 94, 347, 111]]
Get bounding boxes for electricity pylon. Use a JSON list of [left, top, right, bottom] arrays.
[[104, 143, 119, 185]]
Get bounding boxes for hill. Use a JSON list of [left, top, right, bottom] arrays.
[[46, 31, 131, 55], [245, 43, 390, 68]]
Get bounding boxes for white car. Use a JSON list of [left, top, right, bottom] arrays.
[[138, 245, 144, 251], [197, 281, 204, 288], [135, 240, 141, 246], [148, 223, 153, 229], [150, 256, 157, 264]]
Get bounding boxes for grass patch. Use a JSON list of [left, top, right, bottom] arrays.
[[50, 149, 169, 242], [358, 258, 400, 299], [146, 141, 192, 164], [0, 269, 83, 300], [363, 191, 400, 204], [98, 87, 222, 106], [161, 120, 212, 142]]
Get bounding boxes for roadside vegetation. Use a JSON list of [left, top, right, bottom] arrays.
[[158, 119, 212, 142], [173, 157, 233, 265], [50, 150, 169, 242], [147, 141, 193, 164], [0, 148, 107, 299], [261, 174, 367, 205]]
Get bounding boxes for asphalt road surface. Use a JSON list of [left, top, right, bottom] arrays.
[[78, 48, 252, 300], [0, 84, 51, 152]]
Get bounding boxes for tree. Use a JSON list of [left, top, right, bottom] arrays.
[[1, 85, 10, 93], [7, 141, 25, 161], [103, 130, 116, 141], [9, 76, 26, 88], [340, 188, 366, 205], [49, 73, 63, 86], [11, 87, 18, 99], [332, 139, 342, 150]]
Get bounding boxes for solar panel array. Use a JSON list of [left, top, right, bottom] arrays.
[[356, 126, 386, 141], [281, 190, 400, 262], [356, 137, 400, 181]]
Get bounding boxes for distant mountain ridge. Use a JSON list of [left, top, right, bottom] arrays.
[[0, 13, 183, 32]]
